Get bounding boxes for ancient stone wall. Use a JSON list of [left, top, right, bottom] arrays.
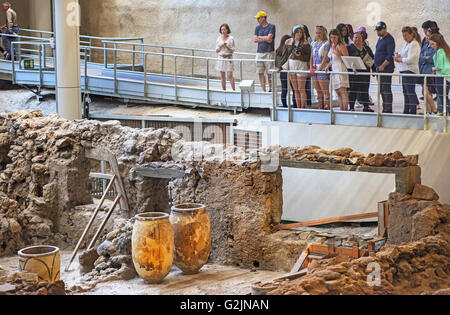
[[0, 110, 289, 269]]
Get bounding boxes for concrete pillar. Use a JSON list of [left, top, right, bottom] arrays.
[[29, 0, 52, 32], [53, 0, 82, 120]]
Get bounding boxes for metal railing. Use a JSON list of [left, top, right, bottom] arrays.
[[270, 69, 449, 132], [6, 30, 449, 132]]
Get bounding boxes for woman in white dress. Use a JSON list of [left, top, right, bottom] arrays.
[[325, 29, 350, 111], [216, 24, 236, 91]]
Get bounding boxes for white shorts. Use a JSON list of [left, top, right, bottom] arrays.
[[216, 56, 234, 72], [256, 52, 275, 74], [288, 59, 309, 77]]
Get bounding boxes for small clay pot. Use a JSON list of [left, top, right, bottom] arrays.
[[18, 245, 60, 282]]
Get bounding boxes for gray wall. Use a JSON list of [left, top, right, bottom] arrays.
[[77, 0, 450, 53]]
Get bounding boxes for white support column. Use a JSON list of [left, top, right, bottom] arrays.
[[53, 0, 82, 120]]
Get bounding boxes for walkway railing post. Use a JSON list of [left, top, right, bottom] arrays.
[[424, 75, 428, 131], [161, 47, 165, 74], [444, 78, 448, 133], [329, 73, 334, 125], [132, 44, 136, 71], [39, 44, 43, 88], [11, 43, 15, 84], [114, 43, 118, 94], [272, 70, 277, 121], [191, 49, 194, 77], [174, 56, 178, 101], [377, 73, 382, 127], [239, 60, 243, 83], [206, 59, 210, 106], [103, 42, 107, 68], [89, 38, 93, 62], [143, 54, 148, 98], [140, 39, 144, 68], [84, 48, 88, 91], [288, 71, 292, 122]]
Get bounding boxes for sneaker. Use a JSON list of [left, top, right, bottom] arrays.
[[363, 108, 375, 112], [419, 96, 424, 100], [4, 52, 10, 60]]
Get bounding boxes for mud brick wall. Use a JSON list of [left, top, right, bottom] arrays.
[[172, 158, 284, 268]]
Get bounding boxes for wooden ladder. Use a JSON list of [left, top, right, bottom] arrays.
[[65, 148, 130, 272]]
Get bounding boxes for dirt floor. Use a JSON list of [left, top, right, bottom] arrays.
[[0, 251, 284, 295]]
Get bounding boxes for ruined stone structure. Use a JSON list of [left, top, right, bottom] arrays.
[[0, 110, 448, 295]]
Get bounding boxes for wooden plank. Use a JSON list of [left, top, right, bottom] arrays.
[[135, 167, 185, 179], [108, 153, 130, 212], [378, 201, 386, 238], [352, 246, 359, 258], [290, 247, 310, 273], [89, 172, 114, 180], [273, 269, 308, 282], [274, 212, 379, 231], [309, 245, 329, 255], [85, 147, 114, 162], [308, 254, 326, 260]]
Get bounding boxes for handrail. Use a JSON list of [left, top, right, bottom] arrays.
[[269, 69, 449, 133], [102, 39, 258, 56]]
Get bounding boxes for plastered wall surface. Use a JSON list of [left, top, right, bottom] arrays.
[[265, 121, 450, 222]]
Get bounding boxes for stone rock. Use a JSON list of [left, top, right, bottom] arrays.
[[97, 240, 116, 257], [123, 140, 137, 154], [0, 283, 16, 294], [79, 248, 100, 274], [405, 155, 419, 166], [330, 148, 353, 157], [47, 281, 66, 295], [412, 184, 439, 201], [115, 265, 136, 280], [411, 206, 441, 241], [395, 159, 408, 167]]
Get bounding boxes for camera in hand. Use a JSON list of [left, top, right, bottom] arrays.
[[294, 44, 302, 55]]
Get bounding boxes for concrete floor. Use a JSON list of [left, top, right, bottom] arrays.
[[0, 251, 284, 295]]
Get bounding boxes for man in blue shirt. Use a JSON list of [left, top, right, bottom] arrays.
[[374, 21, 396, 113], [253, 11, 276, 92]]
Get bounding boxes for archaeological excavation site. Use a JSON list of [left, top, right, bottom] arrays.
[[0, 0, 449, 300], [0, 109, 448, 296]]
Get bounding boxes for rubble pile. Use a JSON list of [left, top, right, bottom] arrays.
[[0, 110, 181, 255], [72, 220, 136, 291], [268, 186, 450, 295], [0, 269, 67, 295], [280, 146, 419, 167], [0, 110, 447, 295]]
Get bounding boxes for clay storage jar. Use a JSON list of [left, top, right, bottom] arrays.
[[170, 203, 211, 275], [18, 245, 61, 282], [132, 212, 174, 284]]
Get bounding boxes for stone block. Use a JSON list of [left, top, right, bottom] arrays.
[[412, 184, 439, 201]]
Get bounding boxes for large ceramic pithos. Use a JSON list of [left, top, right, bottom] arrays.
[[170, 203, 211, 275], [18, 245, 60, 282], [132, 212, 174, 284]]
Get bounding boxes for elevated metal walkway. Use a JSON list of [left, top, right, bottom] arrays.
[[0, 29, 448, 133], [0, 29, 272, 113]]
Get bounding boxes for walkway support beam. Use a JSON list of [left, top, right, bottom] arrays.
[[53, 0, 82, 120]]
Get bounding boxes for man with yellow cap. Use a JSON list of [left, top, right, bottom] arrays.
[[253, 11, 276, 92]]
